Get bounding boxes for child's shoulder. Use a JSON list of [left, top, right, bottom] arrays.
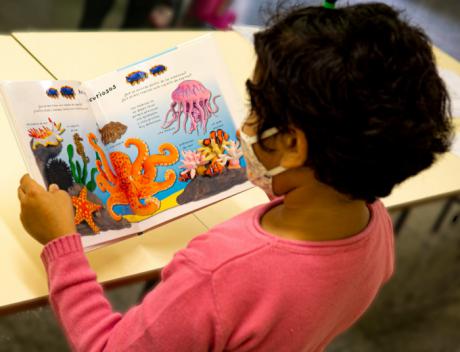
[[177, 201, 275, 272]]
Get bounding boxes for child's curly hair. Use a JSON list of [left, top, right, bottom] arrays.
[[246, 2, 453, 202]]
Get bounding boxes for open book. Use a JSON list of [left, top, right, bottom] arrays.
[[0, 34, 251, 250]]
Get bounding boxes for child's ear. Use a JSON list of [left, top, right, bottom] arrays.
[[279, 127, 308, 168]]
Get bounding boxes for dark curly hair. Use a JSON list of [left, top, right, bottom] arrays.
[[246, 2, 453, 202]]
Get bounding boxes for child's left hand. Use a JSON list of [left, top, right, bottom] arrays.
[[18, 174, 76, 245]]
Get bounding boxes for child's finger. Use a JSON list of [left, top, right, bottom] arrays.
[[19, 174, 44, 195], [17, 186, 26, 202], [48, 184, 60, 193]]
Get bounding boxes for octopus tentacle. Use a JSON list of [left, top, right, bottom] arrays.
[[125, 138, 148, 176], [96, 172, 116, 193], [88, 133, 117, 184], [143, 143, 179, 181], [127, 182, 161, 216], [106, 192, 127, 221], [140, 169, 176, 198]]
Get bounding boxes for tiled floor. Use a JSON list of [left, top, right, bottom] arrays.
[[0, 0, 459, 351]]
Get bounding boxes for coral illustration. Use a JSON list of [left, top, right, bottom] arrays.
[[72, 186, 102, 234], [67, 141, 97, 192], [176, 129, 247, 204], [126, 71, 148, 85], [162, 80, 221, 134], [88, 133, 179, 220], [179, 150, 207, 182], [218, 140, 243, 169], [98, 121, 128, 145], [197, 129, 230, 176], [28, 117, 65, 150]]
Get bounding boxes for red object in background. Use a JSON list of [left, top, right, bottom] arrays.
[[191, 0, 236, 29]]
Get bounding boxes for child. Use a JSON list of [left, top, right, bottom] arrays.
[[18, 2, 452, 351]]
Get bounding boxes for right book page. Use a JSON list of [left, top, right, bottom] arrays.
[[82, 33, 251, 246]]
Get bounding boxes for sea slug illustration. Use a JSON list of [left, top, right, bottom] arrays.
[[72, 186, 102, 234], [126, 71, 148, 85], [28, 117, 65, 150], [46, 87, 59, 98], [179, 150, 207, 182], [217, 139, 243, 169], [60, 86, 75, 99], [162, 80, 221, 134], [149, 65, 167, 76], [98, 121, 128, 145], [88, 133, 179, 220]]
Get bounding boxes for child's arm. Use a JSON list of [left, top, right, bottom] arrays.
[[18, 175, 222, 351], [42, 237, 220, 351]]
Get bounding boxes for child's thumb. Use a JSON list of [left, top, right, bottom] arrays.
[[48, 184, 60, 193]]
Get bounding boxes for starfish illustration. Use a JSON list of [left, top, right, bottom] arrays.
[[72, 187, 102, 234]]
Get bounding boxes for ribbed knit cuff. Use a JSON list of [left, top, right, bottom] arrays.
[[41, 234, 84, 268]]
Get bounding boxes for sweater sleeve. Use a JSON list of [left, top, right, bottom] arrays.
[[41, 234, 224, 352]]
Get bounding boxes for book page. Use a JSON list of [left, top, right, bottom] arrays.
[[82, 34, 251, 243], [0, 81, 138, 249]]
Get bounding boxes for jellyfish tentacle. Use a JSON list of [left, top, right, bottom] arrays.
[[174, 102, 184, 134], [208, 95, 221, 114]]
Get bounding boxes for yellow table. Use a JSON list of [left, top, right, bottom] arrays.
[[2, 30, 460, 314], [0, 34, 209, 314]]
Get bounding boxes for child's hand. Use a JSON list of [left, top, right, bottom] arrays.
[[18, 174, 76, 245]]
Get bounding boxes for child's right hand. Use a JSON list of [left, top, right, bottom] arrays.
[[18, 174, 76, 245]]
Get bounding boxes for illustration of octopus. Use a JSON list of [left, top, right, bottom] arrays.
[[126, 71, 148, 85], [88, 133, 179, 220], [162, 80, 221, 134], [60, 86, 75, 99]]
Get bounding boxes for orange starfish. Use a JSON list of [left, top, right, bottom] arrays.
[[72, 187, 102, 234]]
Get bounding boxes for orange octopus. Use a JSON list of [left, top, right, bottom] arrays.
[[88, 133, 179, 220]]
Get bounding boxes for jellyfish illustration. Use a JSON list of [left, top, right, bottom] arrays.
[[162, 80, 221, 134]]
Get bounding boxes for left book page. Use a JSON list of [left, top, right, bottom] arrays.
[[0, 81, 139, 249]]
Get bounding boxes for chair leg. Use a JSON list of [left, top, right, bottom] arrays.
[[394, 207, 411, 236], [431, 197, 457, 233], [138, 269, 162, 302]]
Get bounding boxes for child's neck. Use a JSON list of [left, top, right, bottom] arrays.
[[260, 169, 370, 242]]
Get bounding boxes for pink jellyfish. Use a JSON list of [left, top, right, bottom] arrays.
[[162, 80, 221, 134]]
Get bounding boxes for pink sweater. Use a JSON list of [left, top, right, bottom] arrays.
[[41, 198, 394, 351]]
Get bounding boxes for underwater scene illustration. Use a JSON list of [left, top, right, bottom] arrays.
[[27, 116, 247, 236]]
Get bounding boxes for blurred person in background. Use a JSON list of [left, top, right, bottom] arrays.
[[79, 0, 235, 29]]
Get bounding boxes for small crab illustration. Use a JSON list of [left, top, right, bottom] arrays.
[[46, 87, 59, 98], [60, 86, 75, 99], [149, 65, 167, 76], [126, 71, 148, 85]]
